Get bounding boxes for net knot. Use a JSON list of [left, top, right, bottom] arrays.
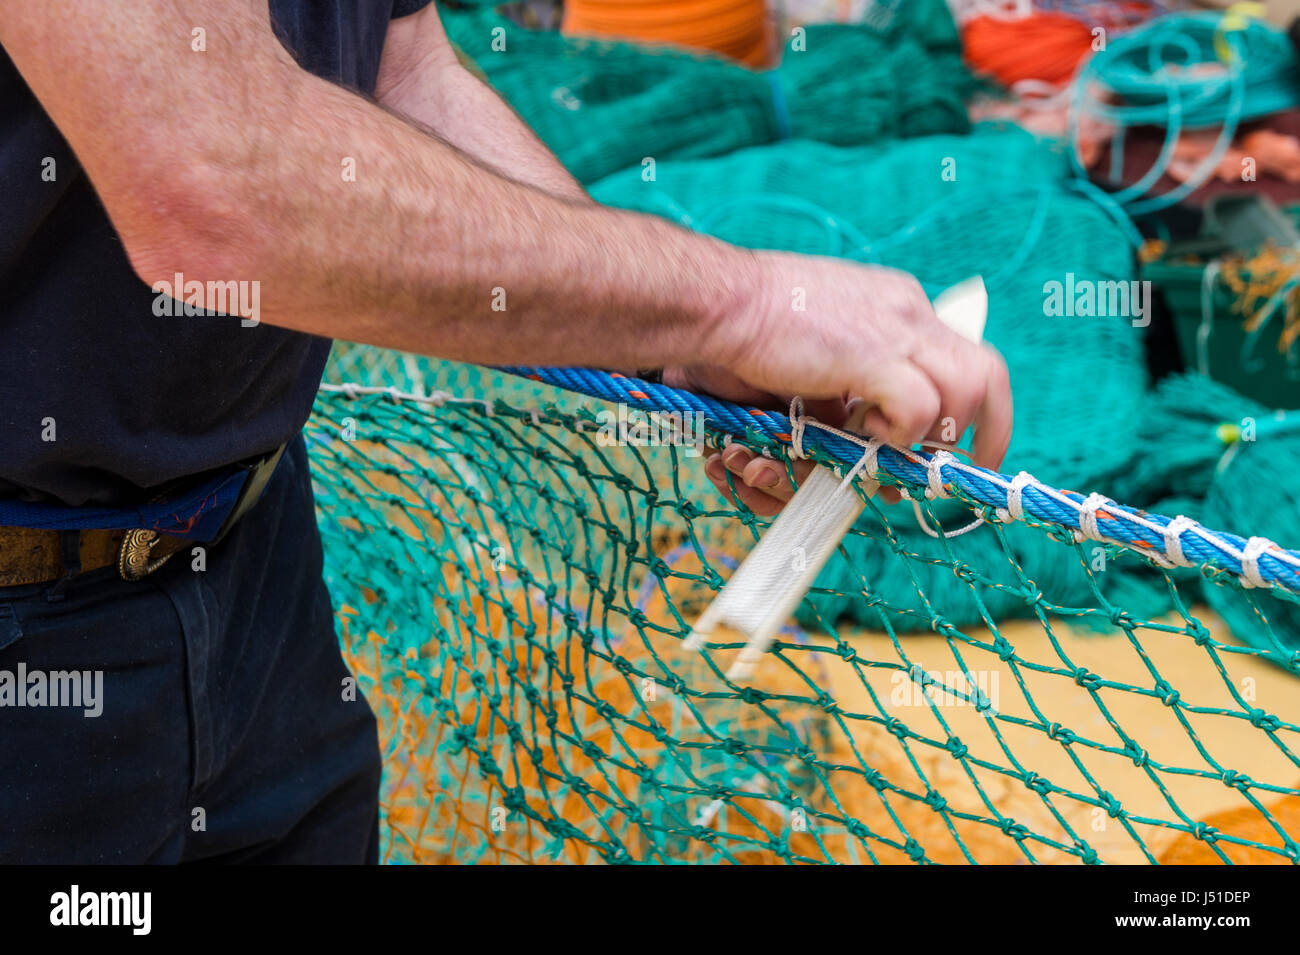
[[1046, 722, 1076, 744], [1125, 743, 1149, 767], [1154, 680, 1179, 706], [689, 826, 719, 844], [449, 725, 476, 754], [864, 768, 888, 791], [999, 819, 1029, 840], [951, 564, 978, 584], [1108, 607, 1134, 629], [1073, 667, 1102, 690], [1247, 708, 1280, 732], [594, 700, 619, 721], [1017, 583, 1044, 607], [1220, 770, 1252, 791], [1022, 772, 1051, 795], [1099, 792, 1125, 818], [722, 738, 749, 757], [924, 789, 948, 812], [946, 738, 969, 760], [1075, 844, 1101, 865], [546, 819, 583, 842]]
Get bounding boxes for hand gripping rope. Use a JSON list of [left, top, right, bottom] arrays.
[[502, 294, 1300, 675]]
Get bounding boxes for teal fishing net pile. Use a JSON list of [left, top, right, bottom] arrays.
[[439, 0, 973, 184], [1100, 373, 1300, 653]]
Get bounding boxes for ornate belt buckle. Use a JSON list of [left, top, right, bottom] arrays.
[[117, 529, 176, 581]]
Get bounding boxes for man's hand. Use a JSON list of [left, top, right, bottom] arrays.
[[682, 254, 1013, 516]]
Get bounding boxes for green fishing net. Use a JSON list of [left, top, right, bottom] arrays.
[[439, 0, 973, 184], [303, 378, 1300, 865]]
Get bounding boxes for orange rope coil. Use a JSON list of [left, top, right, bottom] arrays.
[[563, 0, 772, 68], [963, 11, 1096, 86]]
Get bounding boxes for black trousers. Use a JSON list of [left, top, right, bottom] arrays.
[[0, 435, 382, 863]]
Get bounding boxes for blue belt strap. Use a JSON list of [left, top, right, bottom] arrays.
[[0, 444, 285, 540]]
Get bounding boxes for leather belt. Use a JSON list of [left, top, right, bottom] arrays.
[[0, 442, 287, 588], [0, 527, 189, 587]]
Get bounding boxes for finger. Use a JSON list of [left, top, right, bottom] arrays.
[[729, 479, 789, 517], [910, 337, 990, 449], [722, 446, 795, 516], [706, 455, 782, 517], [971, 347, 1014, 470], [853, 360, 941, 449], [795, 396, 851, 428], [739, 455, 789, 496], [710, 448, 782, 516], [705, 453, 740, 507]]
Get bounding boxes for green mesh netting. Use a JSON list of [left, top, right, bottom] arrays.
[[304, 377, 1300, 865], [440, 0, 973, 184]]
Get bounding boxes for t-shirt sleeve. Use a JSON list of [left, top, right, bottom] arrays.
[[392, 0, 436, 18]]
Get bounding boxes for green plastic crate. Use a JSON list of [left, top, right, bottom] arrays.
[[1144, 204, 1300, 410]]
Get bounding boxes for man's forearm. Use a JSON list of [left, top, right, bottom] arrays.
[[221, 66, 747, 369], [1, 0, 748, 373]]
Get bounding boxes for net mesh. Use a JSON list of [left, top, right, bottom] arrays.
[[305, 360, 1300, 865], [441, 0, 973, 184]]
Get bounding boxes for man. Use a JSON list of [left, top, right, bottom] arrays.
[[0, 0, 1011, 863]]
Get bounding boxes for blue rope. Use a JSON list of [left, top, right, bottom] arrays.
[[503, 365, 1300, 600]]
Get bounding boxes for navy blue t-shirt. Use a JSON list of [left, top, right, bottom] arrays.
[[0, 0, 432, 506]]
